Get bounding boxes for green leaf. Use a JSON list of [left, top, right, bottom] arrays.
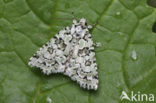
[[0, 0, 156, 103]]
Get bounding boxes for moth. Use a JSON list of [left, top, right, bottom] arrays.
[[28, 17, 99, 90]]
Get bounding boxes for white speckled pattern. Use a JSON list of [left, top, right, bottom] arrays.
[[28, 18, 98, 90]]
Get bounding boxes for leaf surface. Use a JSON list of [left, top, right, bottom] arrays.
[[0, 0, 156, 103]]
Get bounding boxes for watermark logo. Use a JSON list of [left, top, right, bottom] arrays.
[[120, 91, 131, 101], [120, 91, 155, 102]]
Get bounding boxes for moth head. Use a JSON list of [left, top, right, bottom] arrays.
[[79, 18, 86, 26], [72, 18, 92, 38], [79, 18, 93, 30]]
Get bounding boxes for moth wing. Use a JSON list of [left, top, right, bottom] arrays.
[[64, 27, 98, 90], [28, 28, 71, 75]]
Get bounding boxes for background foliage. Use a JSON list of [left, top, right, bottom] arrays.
[[0, 0, 156, 103]]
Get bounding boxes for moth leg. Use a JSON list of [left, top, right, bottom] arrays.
[[88, 21, 105, 33], [93, 42, 102, 47], [87, 21, 98, 29]]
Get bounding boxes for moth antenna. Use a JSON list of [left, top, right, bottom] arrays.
[[54, 17, 73, 20], [90, 21, 105, 33], [72, 11, 75, 20], [95, 26, 105, 33], [92, 21, 98, 27], [52, 11, 76, 21]]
